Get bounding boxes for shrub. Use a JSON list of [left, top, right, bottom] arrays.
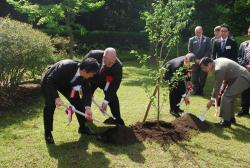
[[0, 17, 54, 90]]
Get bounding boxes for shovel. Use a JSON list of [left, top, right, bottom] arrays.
[[198, 107, 209, 122], [61, 103, 104, 124], [92, 97, 116, 120]]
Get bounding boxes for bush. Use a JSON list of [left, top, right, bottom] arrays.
[[0, 17, 54, 90]]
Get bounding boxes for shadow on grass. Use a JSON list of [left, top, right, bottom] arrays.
[[47, 135, 110, 168], [0, 89, 43, 130], [91, 125, 146, 164], [174, 142, 250, 167]]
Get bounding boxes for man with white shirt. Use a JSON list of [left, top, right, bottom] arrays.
[[84, 48, 125, 126], [41, 58, 100, 144], [212, 23, 238, 62]]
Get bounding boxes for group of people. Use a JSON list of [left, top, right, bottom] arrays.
[[165, 24, 250, 128], [41, 24, 250, 144], [41, 48, 124, 144]]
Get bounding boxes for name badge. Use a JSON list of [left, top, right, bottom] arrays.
[[193, 41, 198, 44], [226, 46, 231, 49]]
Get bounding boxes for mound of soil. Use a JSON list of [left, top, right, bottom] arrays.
[[99, 126, 139, 145], [99, 113, 209, 145]]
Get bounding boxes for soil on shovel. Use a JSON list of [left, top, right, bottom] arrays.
[[99, 113, 209, 145]]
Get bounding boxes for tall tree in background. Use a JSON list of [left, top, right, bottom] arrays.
[[7, 0, 105, 57], [141, 0, 194, 123]]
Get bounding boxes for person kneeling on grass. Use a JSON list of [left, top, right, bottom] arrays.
[[41, 58, 100, 144], [164, 53, 196, 117]]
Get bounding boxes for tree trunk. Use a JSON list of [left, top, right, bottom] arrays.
[[143, 83, 159, 122]]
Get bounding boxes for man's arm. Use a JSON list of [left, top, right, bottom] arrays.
[[204, 37, 212, 57], [188, 38, 193, 53], [212, 41, 217, 60], [211, 70, 225, 99]]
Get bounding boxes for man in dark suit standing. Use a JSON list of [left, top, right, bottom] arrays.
[[237, 26, 250, 116], [188, 26, 211, 95], [41, 58, 100, 144], [84, 48, 125, 125], [212, 23, 238, 62], [164, 53, 196, 117]]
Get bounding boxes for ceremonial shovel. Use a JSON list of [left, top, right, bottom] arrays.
[[197, 107, 209, 121], [61, 103, 104, 125], [92, 97, 116, 120]]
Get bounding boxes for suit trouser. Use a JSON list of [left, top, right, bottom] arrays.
[[41, 83, 86, 133], [241, 87, 250, 112], [169, 81, 186, 112], [220, 77, 250, 121], [191, 64, 207, 93]]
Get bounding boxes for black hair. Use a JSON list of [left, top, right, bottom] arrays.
[[79, 58, 100, 73], [199, 57, 213, 66], [220, 23, 230, 31]]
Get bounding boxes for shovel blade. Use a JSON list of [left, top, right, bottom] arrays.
[[198, 115, 205, 122]]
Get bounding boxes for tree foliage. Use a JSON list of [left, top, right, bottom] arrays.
[[6, 0, 105, 57], [141, 0, 194, 122]]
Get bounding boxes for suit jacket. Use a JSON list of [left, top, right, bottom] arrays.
[[85, 50, 123, 102], [211, 58, 250, 98], [212, 38, 238, 61], [164, 56, 192, 83], [42, 59, 92, 106], [237, 40, 250, 67], [188, 35, 211, 59]]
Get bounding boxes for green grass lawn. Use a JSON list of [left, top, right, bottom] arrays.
[[1, 61, 250, 168]]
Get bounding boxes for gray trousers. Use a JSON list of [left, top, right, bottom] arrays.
[[220, 77, 250, 121]]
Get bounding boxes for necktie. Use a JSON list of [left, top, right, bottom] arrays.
[[197, 37, 201, 48], [221, 40, 226, 52]]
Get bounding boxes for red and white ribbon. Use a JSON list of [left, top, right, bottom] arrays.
[[104, 76, 113, 91]]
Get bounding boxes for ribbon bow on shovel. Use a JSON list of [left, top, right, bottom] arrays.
[[61, 103, 104, 125]]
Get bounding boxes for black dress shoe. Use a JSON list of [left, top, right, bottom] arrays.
[[176, 108, 184, 113], [230, 117, 236, 124], [115, 118, 125, 126], [236, 110, 249, 117], [170, 111, 180, 118], [78, 125, 95, 135], [45, 132, 55, 144], [216, 120, 231, 128], [103, 117, 117, 125]]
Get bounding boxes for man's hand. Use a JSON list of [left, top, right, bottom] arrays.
[[100, 100, 108, 113], [184, 96, 190, 105], [55, 97, 63, 107], [207, 100, 214, 109], [246, 65, 250, 72], [85, 107, 93, 121]]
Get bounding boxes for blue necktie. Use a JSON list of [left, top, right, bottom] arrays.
[[221, 40, 226, 52]]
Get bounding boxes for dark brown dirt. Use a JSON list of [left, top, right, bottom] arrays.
[[99, 113, 209, 145]]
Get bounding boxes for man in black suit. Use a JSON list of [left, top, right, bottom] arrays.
[[84, 48, 125, 125], [212, 23, 238, 62], [164, 53, 196, 117], [237, 26, 250, 116], [41, 58, 100, 144]]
